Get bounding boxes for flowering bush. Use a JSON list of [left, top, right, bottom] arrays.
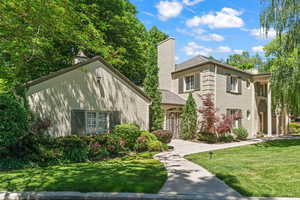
[[152, 130, 172, 144]]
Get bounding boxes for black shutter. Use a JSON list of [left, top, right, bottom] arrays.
[[194, 73, 200, 91], [109, 111, 121, 132], [238, 78, 242, 94], [226, 75, 231, 92], [238, 109, 242, 128], [179, 77, 184, 93], [71, 110, 86, 135]]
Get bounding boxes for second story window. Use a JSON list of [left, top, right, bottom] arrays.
[[185, 75, 195, 91], [230, 76, 238, 93]]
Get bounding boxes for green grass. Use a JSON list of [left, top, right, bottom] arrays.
[[0, 153, 167, 193], [185, 139, 300, 197]]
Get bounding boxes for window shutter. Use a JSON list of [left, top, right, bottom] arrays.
[[194, 73, 200, 91], [71, 110, 86, 135], [226, 75, 231, 92], [238, 109, 242, 128], [109, 111, 121, 132], [238, 78, 242, 94], [179, 77, 184, 93]]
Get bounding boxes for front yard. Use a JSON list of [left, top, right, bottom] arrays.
[[0, 153, 167, 193], [185, 139, 300, 197]]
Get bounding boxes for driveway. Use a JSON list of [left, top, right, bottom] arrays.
[[154, 139, 265, 199]]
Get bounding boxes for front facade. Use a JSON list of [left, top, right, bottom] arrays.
[[24, 57, 151, 137], [158, 38, 285, 138]]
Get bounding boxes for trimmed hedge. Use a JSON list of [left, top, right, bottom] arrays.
[[152, 130, 173, 144], [289, 123, 300, 134]]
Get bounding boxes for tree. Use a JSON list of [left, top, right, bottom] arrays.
[[143, 26, 167, 131], [180, 93, 197, 140], [260, 0, 300, 51], [226, 51, 264, 70]]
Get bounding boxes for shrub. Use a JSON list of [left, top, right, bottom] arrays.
[[289, 123, 300, 133], [135, 131, 160, 152], [180, 93, 198, 140], [233, 127, 249, 140], [219, 135, 234, 143], [147, 140, 167, 152], [113, 124, 141, 149], [0, 93, 28, 148], [152, 130, 172, 144], [198, 133, 218, 143], [141, 131, 157, 141]]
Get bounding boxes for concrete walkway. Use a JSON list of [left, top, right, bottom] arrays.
[[154, 138, 267, 199]]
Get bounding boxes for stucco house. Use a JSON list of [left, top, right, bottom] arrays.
[[158, 38, 288, 138], [23, 56, 151, 137]]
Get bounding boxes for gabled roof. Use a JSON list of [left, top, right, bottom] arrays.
[[160, 89, 186, 105], [18, 56, 151, 103], [174, 55, 271, 77]]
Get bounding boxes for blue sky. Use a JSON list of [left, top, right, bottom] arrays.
[[130, 0, 275, 63]]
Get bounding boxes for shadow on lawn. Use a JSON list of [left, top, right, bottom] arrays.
[[254, 139, 300, 148]]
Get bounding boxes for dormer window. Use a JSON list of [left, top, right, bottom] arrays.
[[185, 75, 195, 91]]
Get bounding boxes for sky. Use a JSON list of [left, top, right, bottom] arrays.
[[130, 0, 275, 63]]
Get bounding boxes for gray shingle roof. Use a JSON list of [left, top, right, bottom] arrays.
[[160, 89, 186, 105], [175, 55, 208, 71]]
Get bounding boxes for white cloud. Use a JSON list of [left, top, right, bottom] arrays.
[[156, 1, 183, 21], [176, 28, 224, 42], [183, 0, 204, 6], [233, 49, 243, 54], [252, 45, 264, 53], [183, 42, 212, 56], [216, 46, 231, 53], [175, 56, 179, 61], [250, 28, 276, 40], [186, 7, 244, 29]]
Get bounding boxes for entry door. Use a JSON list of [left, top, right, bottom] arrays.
[[167, 112, 181, 138]]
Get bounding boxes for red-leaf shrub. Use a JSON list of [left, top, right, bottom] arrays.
[[152, 130, 172, 144]]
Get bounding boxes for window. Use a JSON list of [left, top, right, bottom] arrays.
[[86, 111, 109, 134], [185, 75, 195, 91], [230, 76, 238, 93], [246, 110, 251, 120], [227, 109, 242, 129]]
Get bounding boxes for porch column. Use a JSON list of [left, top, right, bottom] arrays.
[[267, 82, 272, 137]]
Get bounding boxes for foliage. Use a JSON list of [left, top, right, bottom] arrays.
[[289, 123, 300, 134], [218, 135, 235, 143], [152, 130, 173, 144], [233, 127, 249, 140], [0, 153, 167, 193], [180, 93, 198, 140], [198, 93, 219, 134], [226, 51, 265, 70], [260, 0, 300, 52], [0, 0, 167, 90], [186, 139, 300, 197], [147, 140, 167, 152], [0, 93, 28, 148], [134, 131, 160, 152], [198, 133, 218, 143], [215, 114, 235, 135], [143, 27, 168, 131], [113, 123, 140, 149]]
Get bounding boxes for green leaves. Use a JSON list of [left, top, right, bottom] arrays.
[[180, 93, 197, 140]]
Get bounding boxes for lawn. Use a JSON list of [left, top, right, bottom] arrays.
[[185, 139, 300, 197], [0, 153, 167, 193]]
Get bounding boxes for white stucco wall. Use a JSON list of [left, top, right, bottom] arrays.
[[27, 61, 150, 137]]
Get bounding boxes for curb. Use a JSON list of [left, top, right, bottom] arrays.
[[1, 192, 300, 200]]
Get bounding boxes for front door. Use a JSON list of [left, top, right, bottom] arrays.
[[166, 112, 181, 138]]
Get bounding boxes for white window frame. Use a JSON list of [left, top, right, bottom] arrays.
[[85, 111, 110, 134], [230, 76, 238, 93], [184, 74, 195, 92]]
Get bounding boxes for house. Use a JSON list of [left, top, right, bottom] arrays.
[[22, 55, 151, 137], [158, 38, 288, 138]]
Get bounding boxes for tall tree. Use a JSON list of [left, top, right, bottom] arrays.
[[143, 26, 167, 131], [226, 51, 264, 70], [260, 0, 300, 51], [180, 93, 197, 140]]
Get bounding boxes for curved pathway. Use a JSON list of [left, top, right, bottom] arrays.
[[154, 139, 265, 199]]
